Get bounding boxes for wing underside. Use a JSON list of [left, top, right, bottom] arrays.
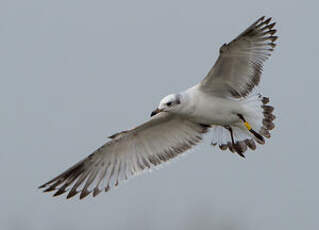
[[39, 114, 209, 199], [200, 16, 278, 97]]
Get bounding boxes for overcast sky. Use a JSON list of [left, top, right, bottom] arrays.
[[1, 0, 319, 229]]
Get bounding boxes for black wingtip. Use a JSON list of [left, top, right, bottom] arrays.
[[53, 189, 66, 197], [264, 17, 272, 24], [79, 189, 91, 200], [258, 16, 266, 22], [93, 188, 101, 197], [43, 186, 56, 193], [66, 190, 79, 199], [38, 184, 46, 189]]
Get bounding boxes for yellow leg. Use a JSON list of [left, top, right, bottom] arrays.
[[244, 121, 252, 131], [238, 113, 264, 144], [238, 114, 252, 131]]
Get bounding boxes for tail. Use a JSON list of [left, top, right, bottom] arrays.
[[211, 94, 275, 157]]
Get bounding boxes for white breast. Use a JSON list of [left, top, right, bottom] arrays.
[[182, 85, 242, 126]]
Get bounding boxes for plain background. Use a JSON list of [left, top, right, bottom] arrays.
[[1, 0, 318, 229]]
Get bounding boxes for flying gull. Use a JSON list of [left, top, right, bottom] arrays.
[[39, 16, 278, 199]]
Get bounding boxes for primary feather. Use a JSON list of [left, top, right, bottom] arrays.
[[39, 113, 209, 199], [200, 16, 278, 97]]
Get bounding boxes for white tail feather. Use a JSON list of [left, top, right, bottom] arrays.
[[211, 94, 275, 156]]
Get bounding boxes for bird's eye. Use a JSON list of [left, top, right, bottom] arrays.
[[166, 102, 172, 106]]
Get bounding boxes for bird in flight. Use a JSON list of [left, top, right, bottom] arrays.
[[39, 16, 277, 199]]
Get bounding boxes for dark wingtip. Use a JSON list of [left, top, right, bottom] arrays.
[[258, 16, 266, 22], [66, 190, 79, 199], [105, 185, 110, 192], [264, 17, 272, 25], [38, 184, 46, 189], [267, 22, 276, 30], [53, 189, 66, 197], [79, 190, 91, 200], [93, 188, 101, 197], [43, 186, 56, 193]]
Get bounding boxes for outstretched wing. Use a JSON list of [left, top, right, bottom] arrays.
[[39, 113, 209, 199], [200, 16, 278, 97]]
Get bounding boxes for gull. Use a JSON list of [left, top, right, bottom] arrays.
[[39, 16, 278, 199]]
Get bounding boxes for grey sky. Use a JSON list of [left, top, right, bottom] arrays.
[[1, 0, 318, 229]]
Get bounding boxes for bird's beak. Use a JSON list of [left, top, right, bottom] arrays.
[[151, 108, 163, 117]]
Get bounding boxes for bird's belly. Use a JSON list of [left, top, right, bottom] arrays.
[[190, 97, 240, 126]]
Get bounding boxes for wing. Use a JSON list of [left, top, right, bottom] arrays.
[[39, 113, 209, 199], [200, 16, 278, 97]]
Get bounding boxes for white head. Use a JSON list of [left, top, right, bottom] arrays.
[[151, 93, 183, 117]]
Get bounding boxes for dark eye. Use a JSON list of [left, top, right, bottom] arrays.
[[166, 102, 172, 106]]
